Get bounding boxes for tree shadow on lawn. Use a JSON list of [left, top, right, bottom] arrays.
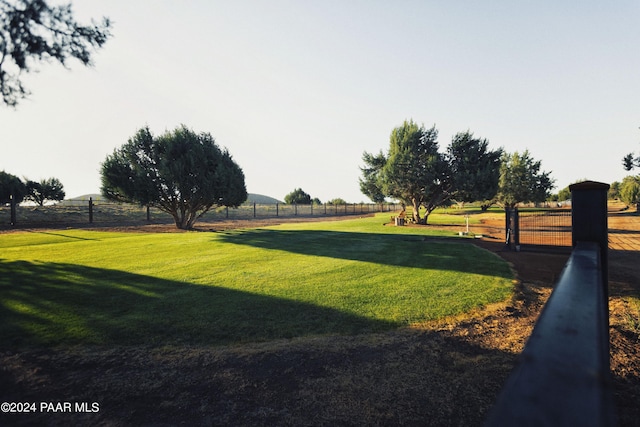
[[217, 229, 513, 279], [0, 259, 396, 348]]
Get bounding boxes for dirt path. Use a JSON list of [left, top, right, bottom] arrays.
[[0, 213, 638, 426]]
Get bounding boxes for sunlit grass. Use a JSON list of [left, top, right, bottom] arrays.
[[0, 214, 514, 347], [622, 297, 640, 334]]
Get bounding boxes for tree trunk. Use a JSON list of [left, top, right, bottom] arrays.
[[171, 206, 202, 230], [185, 210, 198, 229], [411, 198, 423, 224], [172, 211, 189, 230]]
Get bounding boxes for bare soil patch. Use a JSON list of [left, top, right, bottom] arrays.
[[1, 213, 639, 426]]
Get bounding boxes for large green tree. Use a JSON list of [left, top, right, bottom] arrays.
[[361, 120, 450, 224], [0, 0, 111, 106], [0, 170, 27, 203], [101, 125, 247, 230], [447, 131, 502, 208], [497, 150, 554, 208], [25, 177, 65, 205]]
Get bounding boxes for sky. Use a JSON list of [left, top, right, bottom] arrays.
[[1, 1, 639, 203]]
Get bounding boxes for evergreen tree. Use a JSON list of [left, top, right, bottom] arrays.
[[0, 170, 27, 203], [361, 120, 449, 224], [25, 177, 65, 205], [447, 131, 502, 207], [101, 125, 247, 229]]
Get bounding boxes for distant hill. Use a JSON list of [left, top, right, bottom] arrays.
[[58, 194, 104, 205], [246, 193, 283, 204], [62, 193, 283, 205], [65, 194, 103, 202]]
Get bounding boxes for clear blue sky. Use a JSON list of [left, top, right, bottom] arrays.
[[1, 1, 638, 202]]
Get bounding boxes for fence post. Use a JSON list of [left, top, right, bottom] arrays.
[[569, 180, 610, 295], [253, 202, 256, 218], [89, 197, 94, 223], [503, 207, 520, 250], [10, 193, 16, 226], [513, 207, 520, 251], [276, 203, 279, 217], [146, 205, 151, 222], [504, 208, 511, 249]]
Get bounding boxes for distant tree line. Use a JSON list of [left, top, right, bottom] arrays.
[[0, 171, 65, 205], [359, 120, 554, 224], [283, 188, 347, 206]]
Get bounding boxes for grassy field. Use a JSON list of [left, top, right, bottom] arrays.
[[0, 214, 514, 348]]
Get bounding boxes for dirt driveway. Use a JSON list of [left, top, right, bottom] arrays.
[[0, 212, 638, 426]]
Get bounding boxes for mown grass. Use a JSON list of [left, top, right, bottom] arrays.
[[0, 214, 514, 348]]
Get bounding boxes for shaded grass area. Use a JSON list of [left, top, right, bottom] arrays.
[[0, 260, 393, 347], [0, 215, 514, 348]]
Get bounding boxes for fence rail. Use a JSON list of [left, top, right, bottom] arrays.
[[0, 200, 398, 228], [485, 242, 615, 426]]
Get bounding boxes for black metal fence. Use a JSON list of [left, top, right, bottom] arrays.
[[0, 199, 398, 228], [487, 181, 615, 426], [505, 208, 572, 250], [518, 210, 572, 247]]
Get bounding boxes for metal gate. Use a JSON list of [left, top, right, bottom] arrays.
[[506, 208, 572, 250]]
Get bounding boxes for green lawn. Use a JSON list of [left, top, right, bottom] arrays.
[[0, 214, 514, 347]]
